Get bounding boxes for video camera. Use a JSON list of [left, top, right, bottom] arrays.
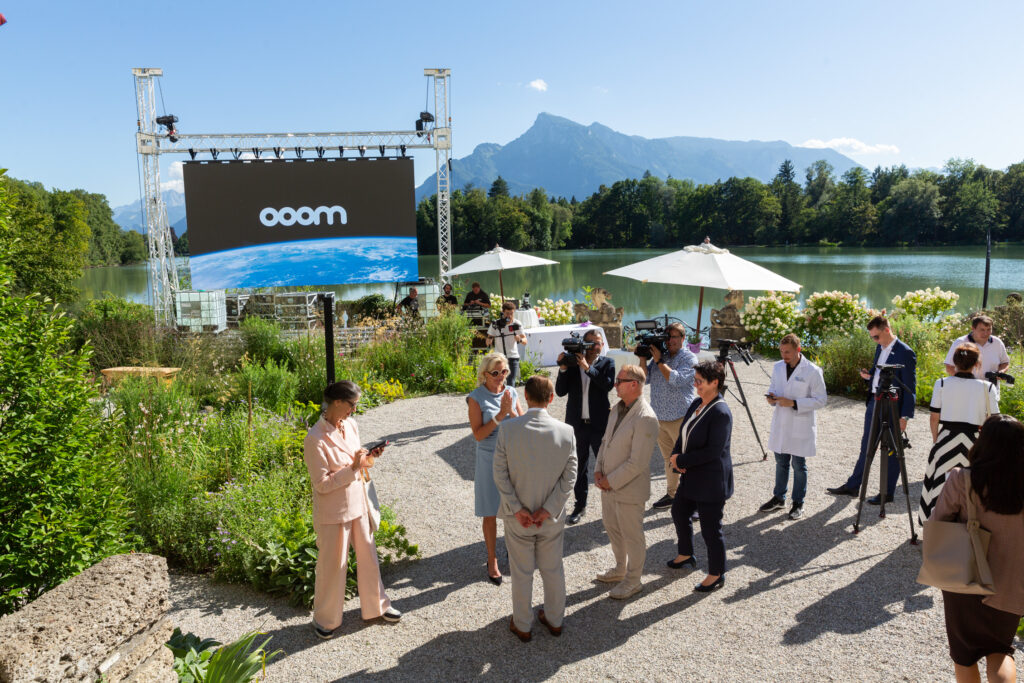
[[559, 332, 595, 367], [715, 339, 754, 365], [494, 317, 522, 333], [985, 371, 1016, 385], [633, 320, 670, 360]]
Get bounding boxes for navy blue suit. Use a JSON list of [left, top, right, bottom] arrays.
[[844, 339, 917, 497], [555, 355, 615, 509], [670, 397, 733, 576]]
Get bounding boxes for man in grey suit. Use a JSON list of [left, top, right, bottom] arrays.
[[594, 364, 659, 599], [493, 375, 578, 642]]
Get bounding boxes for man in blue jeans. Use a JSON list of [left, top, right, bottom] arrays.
[[759, 334, 827, 520]]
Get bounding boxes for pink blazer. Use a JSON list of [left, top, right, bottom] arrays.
[[303, 416, 367, 525]]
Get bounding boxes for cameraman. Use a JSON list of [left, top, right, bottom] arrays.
[[555, 329, 615, 525], [487, 301, 527, 386], [943, 315, 1010, 379], [827, 315, 916, 505], [639, 322, 697, 511]]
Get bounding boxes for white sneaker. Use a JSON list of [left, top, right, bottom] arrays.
[[609, 581, 642, 600], [381, 607, 402, 623], [595, 569, 626, 583]]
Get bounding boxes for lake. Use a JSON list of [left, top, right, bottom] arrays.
[[80, 245, 1024, 328]]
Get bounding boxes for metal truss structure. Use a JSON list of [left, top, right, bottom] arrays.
[[132, 67, 452, 326]]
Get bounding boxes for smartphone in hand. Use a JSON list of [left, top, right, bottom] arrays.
[[365, 438, 390, 453]]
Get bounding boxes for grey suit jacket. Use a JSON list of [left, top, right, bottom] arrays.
[[596, 397, 659, 504], [493, 409, 578, 520]]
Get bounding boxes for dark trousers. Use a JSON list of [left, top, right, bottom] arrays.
[[571, 421, 604, 510], [671, 495, 726, 576], [844, 402, 900, 497], [506, 357, 520, 387]]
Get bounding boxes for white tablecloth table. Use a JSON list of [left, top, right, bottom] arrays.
[[519, 323, 608, 367], [512, 308, 541, 329], [605, 348, 716, 376]]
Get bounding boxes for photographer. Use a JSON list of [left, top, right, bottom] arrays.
[[487, 301, 527, 386], [638, 322, 697, 511], [827, 315, 916, 505], [943, 315, 1010, 379], [555, 329, 615, 524]]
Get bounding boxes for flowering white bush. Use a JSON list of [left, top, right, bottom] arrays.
[[740, 291, 800, 351], [534, 298, 574, 325], [891, 287, 959, 322], [802, 290, 872, 343]]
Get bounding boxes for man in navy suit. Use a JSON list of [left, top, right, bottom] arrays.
[[827, 315, 916, 504], [555, 329, 616, 525]]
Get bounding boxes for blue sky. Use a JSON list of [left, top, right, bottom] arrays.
[[2, 1, 1023, 208]]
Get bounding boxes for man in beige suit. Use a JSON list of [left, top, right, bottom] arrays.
[[594, 364, 659, 599], [493, 376, 577, 642]]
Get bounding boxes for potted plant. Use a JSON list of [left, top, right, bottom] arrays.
[[686, 329, 703, 354]]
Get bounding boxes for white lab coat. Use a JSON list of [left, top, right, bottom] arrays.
[[766, 355, 828, 459]]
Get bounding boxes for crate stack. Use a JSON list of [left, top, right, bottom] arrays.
[[225, 294, 250, 329], [276, 292, 319, 331], [250, 293, 278, 320], [175, 290, 227, 333]]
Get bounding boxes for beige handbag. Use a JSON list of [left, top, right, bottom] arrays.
[[917, 474, 996, 595]]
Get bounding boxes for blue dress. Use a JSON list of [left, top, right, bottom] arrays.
[[468, 385, 512, 517]]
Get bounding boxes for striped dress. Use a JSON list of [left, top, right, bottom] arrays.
[[919, 374, 1000, 526]]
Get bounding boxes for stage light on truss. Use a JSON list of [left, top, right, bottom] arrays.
[[358, 145, 366, 157], [273, 147, 283, 159], [251, 148, 262, 159], [378, 145, 386, 157], [210, 148, 219, 160], [338, 146, 345, 158], [188, 148, 198, 160], [400, 144, 407, 157], [231, 148, 241, 159], [316, 146, 325, 158], [294, 146, 303, 158]]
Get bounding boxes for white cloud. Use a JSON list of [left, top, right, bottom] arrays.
[[798, 137, 900, 156], [161, 161, 184, 193], [528, 79, 548, 92]]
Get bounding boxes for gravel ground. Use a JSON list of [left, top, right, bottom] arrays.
[[168, 358, 1014, 682]]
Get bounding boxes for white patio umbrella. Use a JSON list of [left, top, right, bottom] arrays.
[[444, 245, 559, 299], [604, 240, 801, 333]]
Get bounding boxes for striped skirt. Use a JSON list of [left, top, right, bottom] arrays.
[[919, 422, 978, 527]]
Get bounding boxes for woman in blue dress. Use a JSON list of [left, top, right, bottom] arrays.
[[467, 352, 523, 585]]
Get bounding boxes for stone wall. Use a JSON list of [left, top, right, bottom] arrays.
[[0, 553, 175, 683]]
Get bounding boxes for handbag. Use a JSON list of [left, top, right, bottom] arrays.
[[916, 473, 996, 595], [360, 469, 382, 534]]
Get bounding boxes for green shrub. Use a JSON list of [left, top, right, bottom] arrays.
[[351, 293, 395, 322], [239, 317, 287, 365], [0, 242, 134, 614], [740, 291, 801, 352], [235, 357, 298, 415], [167, 628, 280, 683], [891, 287, 959, 322], [281, 332, 328, 405], [72, 294, 159, 370], [808, 331, 875, 397], [801, 290, 872, 345], [360, 311, 475, 394]]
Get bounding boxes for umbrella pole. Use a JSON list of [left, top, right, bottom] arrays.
[[499, 270, 505, 301], [695, 287, 705, 338]]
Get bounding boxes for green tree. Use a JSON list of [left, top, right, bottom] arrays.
[[769, 160, 804, 244], [488, 175, 510, 198], [940, 159, 998, 243], [996, 162, 1024, 241], [879, 176, 942, 244], [120, 229, 148, 264], [869, 164, 909, 205], [828, 167, 876, 243], [74, 190, 122, 266]]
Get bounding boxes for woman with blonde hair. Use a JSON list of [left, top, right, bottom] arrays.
[[467, 352, 523, 584]]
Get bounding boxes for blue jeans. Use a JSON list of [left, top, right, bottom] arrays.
[[773, 452, 807, 505], [845, 402, 900, 497]]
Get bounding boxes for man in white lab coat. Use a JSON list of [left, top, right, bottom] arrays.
[[759, 334, 828, 520]]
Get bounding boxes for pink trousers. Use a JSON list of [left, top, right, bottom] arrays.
[[312, 515, 390, 630]]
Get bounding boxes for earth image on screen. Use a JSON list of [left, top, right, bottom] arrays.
[[189, 236, 418, 289]]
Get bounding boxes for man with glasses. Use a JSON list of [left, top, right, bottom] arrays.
[[555, 329, 615, 525], [488, 302, 528, 386], [827, 315, 916, 505], [593, 364, 659, 599], [638, 322, 697, 511]]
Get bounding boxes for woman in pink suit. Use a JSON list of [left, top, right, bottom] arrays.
[[303, 380, 402, 639]]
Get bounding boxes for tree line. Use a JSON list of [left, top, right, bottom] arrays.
[[417, 158, 1024, 253]]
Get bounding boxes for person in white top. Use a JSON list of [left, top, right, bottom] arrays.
[[920, 342, 1001, 525], [759, 334, 828, 520], [943, 315, 1010, 379], [487, 301, 528, 386]]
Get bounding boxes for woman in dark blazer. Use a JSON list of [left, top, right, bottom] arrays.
[[667, 361, 734, 593]]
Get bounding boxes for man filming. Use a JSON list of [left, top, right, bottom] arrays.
[[827, 315, 916, 505], [555, 329, 615, 525], [487, 301, 527, 386], [943, 314, 1009, 379], [638, 322, 697, 511]]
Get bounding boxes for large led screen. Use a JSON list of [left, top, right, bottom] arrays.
[[183, 158, 418, 289]]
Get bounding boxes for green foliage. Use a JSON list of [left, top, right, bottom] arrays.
[[0, 172, 134, 615], [801, 290, 873, 345], [808, 329, 875, 397], [739, 291, 801, 352], [279, 332, 328, 405], [72, 294, 158, 369], [167, 627, 221, 659], [168, 629, 280, 683], [238, 317, 288, 365], [235, 357, 298, 415], [351, 293, 395, 322], [360, 311, 476, 394]]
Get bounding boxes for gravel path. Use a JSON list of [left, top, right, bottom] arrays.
[[168, 359, 1008, 681]]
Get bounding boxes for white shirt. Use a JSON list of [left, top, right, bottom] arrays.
[[944, 333, 1010, 378], [871, 337, 899, 394], [487, 319, 521, 359], [580, 367, 591, 420], [930, 375, 1000, 425]]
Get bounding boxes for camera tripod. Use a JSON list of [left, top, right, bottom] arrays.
[[852, 374, 919, 544], [715, 344, 768, 460]]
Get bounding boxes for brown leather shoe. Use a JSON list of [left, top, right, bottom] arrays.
[[509, 617, 532, 642], [537, 609, 562, 637]]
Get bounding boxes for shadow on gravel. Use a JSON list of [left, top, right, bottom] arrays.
[[435, 433, 478, 481], [347, 573, 708, 682]]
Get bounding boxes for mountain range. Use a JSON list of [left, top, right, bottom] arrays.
[[111, 113, 861, 231]]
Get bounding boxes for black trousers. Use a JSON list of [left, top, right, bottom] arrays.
[[671, 495, 726, 576], [571, 420, 604, 510]]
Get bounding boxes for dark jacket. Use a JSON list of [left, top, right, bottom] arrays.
[[672, 396, 734, 503], [554, 355, 615, 433], [866, 339, 917, 419]]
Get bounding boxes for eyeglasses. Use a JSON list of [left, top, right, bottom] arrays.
[[487, 368, 509, 377], [346, 399, 360, 409], [614, 378, 638, 385], [668, 334, 684, 339], [870, 334, 881, 341]]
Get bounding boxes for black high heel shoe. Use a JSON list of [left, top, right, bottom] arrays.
[[487, 569, 503, 586], [693, 575, 725, 593], [667, 556, 697, 570]]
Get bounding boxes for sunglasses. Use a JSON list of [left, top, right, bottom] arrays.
[[487, 368, 509, 377], [614, 378, 638, 385]]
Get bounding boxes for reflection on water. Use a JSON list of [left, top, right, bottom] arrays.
[[79, 245, 1023, 327]]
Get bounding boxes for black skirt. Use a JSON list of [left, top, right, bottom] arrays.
[[942, 591, 1021, 666]]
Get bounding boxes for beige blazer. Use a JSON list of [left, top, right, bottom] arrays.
[[303, 416, 367, 525], [493, 409, 577, 521], [596, 397, 659, 504]]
